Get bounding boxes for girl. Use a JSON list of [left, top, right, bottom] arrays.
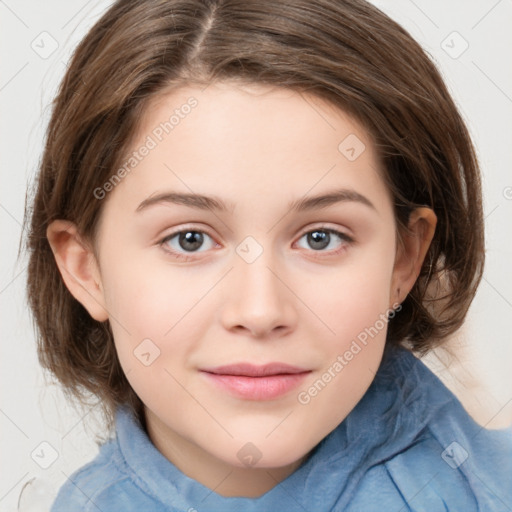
[[25, 0, 512, 510]]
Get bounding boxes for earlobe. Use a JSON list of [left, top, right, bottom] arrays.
[[391, 207, 437, 305], [46, 220, 109, 322]]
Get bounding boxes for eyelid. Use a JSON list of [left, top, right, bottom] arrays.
[[157, 224, 220, 258], [159, 222, 352, 244], [295, 223, 354, 240], [159, 223, 217, 242]]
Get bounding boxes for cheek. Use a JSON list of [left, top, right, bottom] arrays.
[[101, 252, 201, 333], [100, 263, 196, 412], [307, 245, 395, 344], [292, 245, 395, 429], [99, 255, 203, 377], [100, 254, 231, 408]]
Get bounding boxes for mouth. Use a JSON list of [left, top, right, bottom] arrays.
[[199, 362, 312, 400]]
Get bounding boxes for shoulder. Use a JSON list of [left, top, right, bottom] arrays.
[[376, 428, 512, 511], [371, 347, 512, 511], [50, 440, 125, 511], [346, 431, 509, 511], [50, 438, 161, 512]]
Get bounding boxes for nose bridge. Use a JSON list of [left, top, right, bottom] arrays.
[[235, 236, 285, 310], [220, 235, 296, 336]]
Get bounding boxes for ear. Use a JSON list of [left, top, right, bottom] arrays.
[[46, 220, 109, 322], [390, 207, 437, 306]]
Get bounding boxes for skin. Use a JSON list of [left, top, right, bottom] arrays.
[[47, 81, 436, 498]]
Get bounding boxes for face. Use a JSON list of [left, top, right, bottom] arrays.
[[78, 82, 407, 488]]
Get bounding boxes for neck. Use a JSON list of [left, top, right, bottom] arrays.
[[144, 407, 309, 498]]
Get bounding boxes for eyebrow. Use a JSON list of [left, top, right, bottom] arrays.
[[135, 188, 376, 214]]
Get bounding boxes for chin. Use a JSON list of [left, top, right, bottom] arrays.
[[218, 437, 312, 470]]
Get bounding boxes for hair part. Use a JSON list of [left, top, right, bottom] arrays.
[[25, 0, 485, 430]]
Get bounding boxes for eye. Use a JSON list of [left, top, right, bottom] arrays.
[[158, 225, 353, 262], [159, 228, 217, 260], [295, 227, 353, 255]]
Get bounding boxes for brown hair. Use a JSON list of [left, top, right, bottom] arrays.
[[24, 0, 484, 430]]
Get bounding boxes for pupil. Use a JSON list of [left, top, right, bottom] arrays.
[[308, 230, 329, 250], [180, 231, 203, 251]]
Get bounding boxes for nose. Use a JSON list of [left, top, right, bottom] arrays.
[[219, 251, 298, 339]]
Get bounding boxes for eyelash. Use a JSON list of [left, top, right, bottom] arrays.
[[158, 225, 354, 262]]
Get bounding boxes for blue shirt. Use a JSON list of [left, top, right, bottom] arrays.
[[51, 346, 512, 511]]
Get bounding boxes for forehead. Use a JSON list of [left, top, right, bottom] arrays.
[[102, 81, 391, 217], [139, 81, 371, 157]]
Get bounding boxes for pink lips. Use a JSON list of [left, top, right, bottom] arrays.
[[200, 363, 311, 400]]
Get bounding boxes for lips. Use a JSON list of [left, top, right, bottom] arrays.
[[200, 363, 311, 400], [201, 362, 309, 377]]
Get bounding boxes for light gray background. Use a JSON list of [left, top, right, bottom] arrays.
[[1, 0, 511, 510]]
